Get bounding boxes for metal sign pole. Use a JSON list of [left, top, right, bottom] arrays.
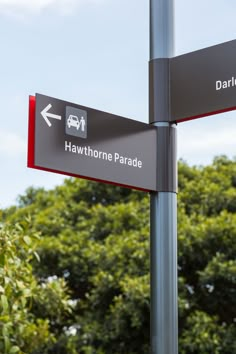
[[149, 1, 178, 353]]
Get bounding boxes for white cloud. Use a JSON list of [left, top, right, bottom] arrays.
[[0, 131, 26, 157], [0, 0, 103, 17]]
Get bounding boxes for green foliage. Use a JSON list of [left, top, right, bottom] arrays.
[[1, 156, 236, 353], [179, 156, 236, 216], [180, 311, 226, 354], [177, 157, 236, 353], [0, 220, 52, 353], [0, 219, 73, 354]]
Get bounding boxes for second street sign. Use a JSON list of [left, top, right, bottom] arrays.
[[171, 39, 236, 122], [28, 93, 157, 191]]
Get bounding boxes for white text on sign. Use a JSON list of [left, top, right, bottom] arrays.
[[64, 141, 143, 168]]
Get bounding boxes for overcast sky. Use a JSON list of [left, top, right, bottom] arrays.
[[0, 0, 236, 208]]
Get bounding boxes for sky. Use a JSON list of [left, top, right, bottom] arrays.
[[0, 0, 236, 208]]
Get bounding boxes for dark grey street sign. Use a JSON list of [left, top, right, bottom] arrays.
[[170, 39, 236, 122], [28, 93, 157, 191]]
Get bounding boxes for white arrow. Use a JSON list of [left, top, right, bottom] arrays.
[[41, 103, 62, 127]]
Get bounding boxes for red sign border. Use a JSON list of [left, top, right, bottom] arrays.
[[176, 105, 236, 124]]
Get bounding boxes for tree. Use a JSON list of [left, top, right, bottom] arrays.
[[2, 156, 236, 353], [0, 218, 72, 354]]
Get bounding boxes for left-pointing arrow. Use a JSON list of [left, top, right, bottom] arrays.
[[41, 103, 62, 127]]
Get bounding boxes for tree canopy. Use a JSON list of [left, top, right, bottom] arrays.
[[1, 156, 236, 353]]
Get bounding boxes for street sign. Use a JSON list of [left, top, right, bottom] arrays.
[[171, 39, 236, 122], [28, 93, 157, 191]]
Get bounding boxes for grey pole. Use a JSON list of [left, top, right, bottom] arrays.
[[150, 0, 174, 59], [149, 1, 178, 354]]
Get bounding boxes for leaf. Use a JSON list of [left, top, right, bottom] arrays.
[[4, 335, 10, 352], [23, 236, 31, 245], [0, 253, 5, 267], [2, 324, 9, 337], [15, 223, 23, 232], [16, 281, 25, 290], [10, 346, 20, 353], [0, 285, 4, 293], [1, 294, 9, 313], [22, 288, 31, 297], [33, 251, 40, 262]]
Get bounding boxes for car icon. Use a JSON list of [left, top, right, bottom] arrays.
[[67, 115, 80, 130]]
